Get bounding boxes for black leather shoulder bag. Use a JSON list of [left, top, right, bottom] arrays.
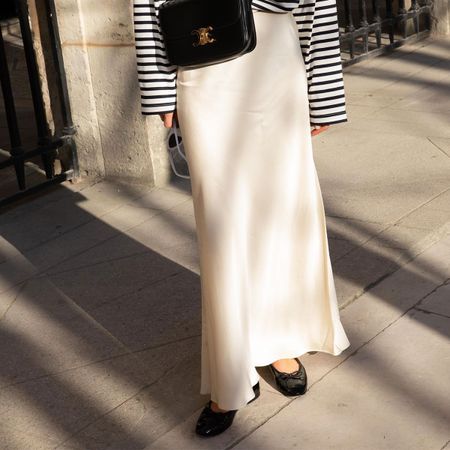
[[158, 0, 257, 68]]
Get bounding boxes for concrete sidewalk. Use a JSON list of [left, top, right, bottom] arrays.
[[0, 35, 449, 449]]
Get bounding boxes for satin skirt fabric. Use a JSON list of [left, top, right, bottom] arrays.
[[176, 10, 351, 410]]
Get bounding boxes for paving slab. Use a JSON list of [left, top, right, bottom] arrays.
[[346, 116, 450, 139], [0, 426, 59, 450], [327, 237, 358, 262], [428, 137, 450, 157], [233, 305, 450, 450], [0, 254, 38, 294], [315, 131, 450, 223], [418, 282, 450, 317]]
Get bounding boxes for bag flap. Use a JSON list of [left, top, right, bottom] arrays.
[[159, 0, 243, 40]]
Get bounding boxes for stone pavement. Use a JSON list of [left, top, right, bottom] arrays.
[[0, 35, 449, 449]]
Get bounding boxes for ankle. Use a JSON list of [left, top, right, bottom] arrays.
[[210, 401, 229, 413]]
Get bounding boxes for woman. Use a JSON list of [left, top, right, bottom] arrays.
[[133, 0, 351, 437]]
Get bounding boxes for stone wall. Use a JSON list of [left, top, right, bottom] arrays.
[[50, 0, 171, 185], [432, 0, 450, 34]]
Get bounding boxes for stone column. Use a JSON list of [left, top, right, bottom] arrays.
[[431, 0, 450, 35], [50, 0, 171, 185]]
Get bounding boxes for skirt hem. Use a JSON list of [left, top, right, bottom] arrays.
[[252, 341, 351, 368]]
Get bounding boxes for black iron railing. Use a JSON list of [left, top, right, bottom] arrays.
[[338, 0, 433, 65], [0, 0, 78, 208]]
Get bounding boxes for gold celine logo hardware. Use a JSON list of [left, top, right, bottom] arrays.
[[191, 26, 216, 46]]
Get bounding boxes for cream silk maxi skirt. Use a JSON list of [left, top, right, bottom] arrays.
[[175, 10, 351, 410]]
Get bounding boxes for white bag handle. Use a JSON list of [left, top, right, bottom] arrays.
[[168, 116, 190, 179]]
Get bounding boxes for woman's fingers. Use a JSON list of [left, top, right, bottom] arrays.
[[159, 112, 175, 128], [311, 125, 329, 136], [164, 112, 174, 128]]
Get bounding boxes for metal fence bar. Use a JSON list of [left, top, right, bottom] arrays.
[[0, 171, 73, 209], [385, 0, 395, 44], [0, 27, 26, 189], [0, 138, 64, 170], [339, 0, 432, 66], [43, 0, 79, 176], [16, 0, 54, 179], [344, 0, 356, 59], [0, 0, 78, 208], [358, 0, 369, 54], [372, 0, 382, 47]]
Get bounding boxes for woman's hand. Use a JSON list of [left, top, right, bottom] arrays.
[[159, 111, 177, 128], [310, 124, 329, 136]]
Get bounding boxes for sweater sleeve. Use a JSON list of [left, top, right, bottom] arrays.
[[133, 0, 178, 115], [293, 0, 348, 126]]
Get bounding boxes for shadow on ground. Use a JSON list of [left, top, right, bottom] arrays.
[[0, 168, 448, 449]]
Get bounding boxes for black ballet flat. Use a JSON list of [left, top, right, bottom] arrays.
[[195, 382, 260, 437], [269, 357, 307, 396]]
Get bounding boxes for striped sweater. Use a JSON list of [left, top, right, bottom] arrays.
[[133, 0, 347, 125]]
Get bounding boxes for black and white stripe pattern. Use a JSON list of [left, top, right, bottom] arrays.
[[133, 0, 178, 114], [133, 0, 347, 125]]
